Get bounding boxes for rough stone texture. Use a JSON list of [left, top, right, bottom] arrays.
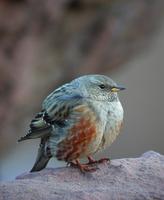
[[0, 151, 164, 200]]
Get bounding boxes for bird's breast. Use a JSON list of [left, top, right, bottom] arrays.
[[98, 101, 124, 150]]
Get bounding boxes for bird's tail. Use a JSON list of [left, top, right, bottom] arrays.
[[30, 153, 50, 172], [30, 138, 52, 172]]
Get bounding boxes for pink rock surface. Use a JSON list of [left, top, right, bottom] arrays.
[[0, 151, 164, 200]]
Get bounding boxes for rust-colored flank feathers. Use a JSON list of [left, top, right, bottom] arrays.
[[56, 106, 97, 162]]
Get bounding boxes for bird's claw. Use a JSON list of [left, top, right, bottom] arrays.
[[87, 156, 110, 165], [69, 160, 99, 173]]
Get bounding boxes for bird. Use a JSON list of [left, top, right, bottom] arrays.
[[18, 74, 125, 173]]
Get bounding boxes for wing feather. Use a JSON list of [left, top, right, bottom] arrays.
[[18, 110, 52, 142], [18, 90, 83, 142]]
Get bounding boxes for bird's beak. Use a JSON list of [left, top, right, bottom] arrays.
[[111, 86, 126, 92]]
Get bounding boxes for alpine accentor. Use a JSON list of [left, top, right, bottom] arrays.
[[18, 74, 125, 172]]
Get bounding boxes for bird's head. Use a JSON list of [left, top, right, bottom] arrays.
[[72, 74, 125, 102]]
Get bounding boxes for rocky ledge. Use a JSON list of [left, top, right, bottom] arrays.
[[0, 151, 164, 200]]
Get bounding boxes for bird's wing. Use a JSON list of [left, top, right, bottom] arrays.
[[18, 110, 52, 142], [18, 92, 83, 142]]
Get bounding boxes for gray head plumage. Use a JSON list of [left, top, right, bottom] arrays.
[[71, 74, 125, 102]]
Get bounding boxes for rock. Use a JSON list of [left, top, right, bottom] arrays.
[[0, 151, 164, 200]]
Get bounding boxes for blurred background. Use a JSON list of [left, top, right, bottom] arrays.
[[0, 0, 164, 181]]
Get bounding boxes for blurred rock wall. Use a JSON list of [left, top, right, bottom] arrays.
[[0, 0, 164, 156]]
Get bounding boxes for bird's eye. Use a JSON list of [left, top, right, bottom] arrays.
[[99, 84, 106, 89]]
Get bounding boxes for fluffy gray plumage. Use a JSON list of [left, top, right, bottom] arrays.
[[18, 74, 125, 172]]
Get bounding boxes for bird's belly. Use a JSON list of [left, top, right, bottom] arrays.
[[49, 103, 103, 161], [78, 129, 103, 158], [48, 101, 123, 160], [100, 120, 123, 150]]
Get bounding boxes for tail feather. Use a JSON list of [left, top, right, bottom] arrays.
[[30, 154, 50, 172], [18, 110, 53, 172], [30, 138, 52, 172]]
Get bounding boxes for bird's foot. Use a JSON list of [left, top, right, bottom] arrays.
[[87, 156, 110, 165], [69, 160, 98, 173]]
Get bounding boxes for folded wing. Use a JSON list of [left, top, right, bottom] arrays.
[[18, 89, 83, 142]]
